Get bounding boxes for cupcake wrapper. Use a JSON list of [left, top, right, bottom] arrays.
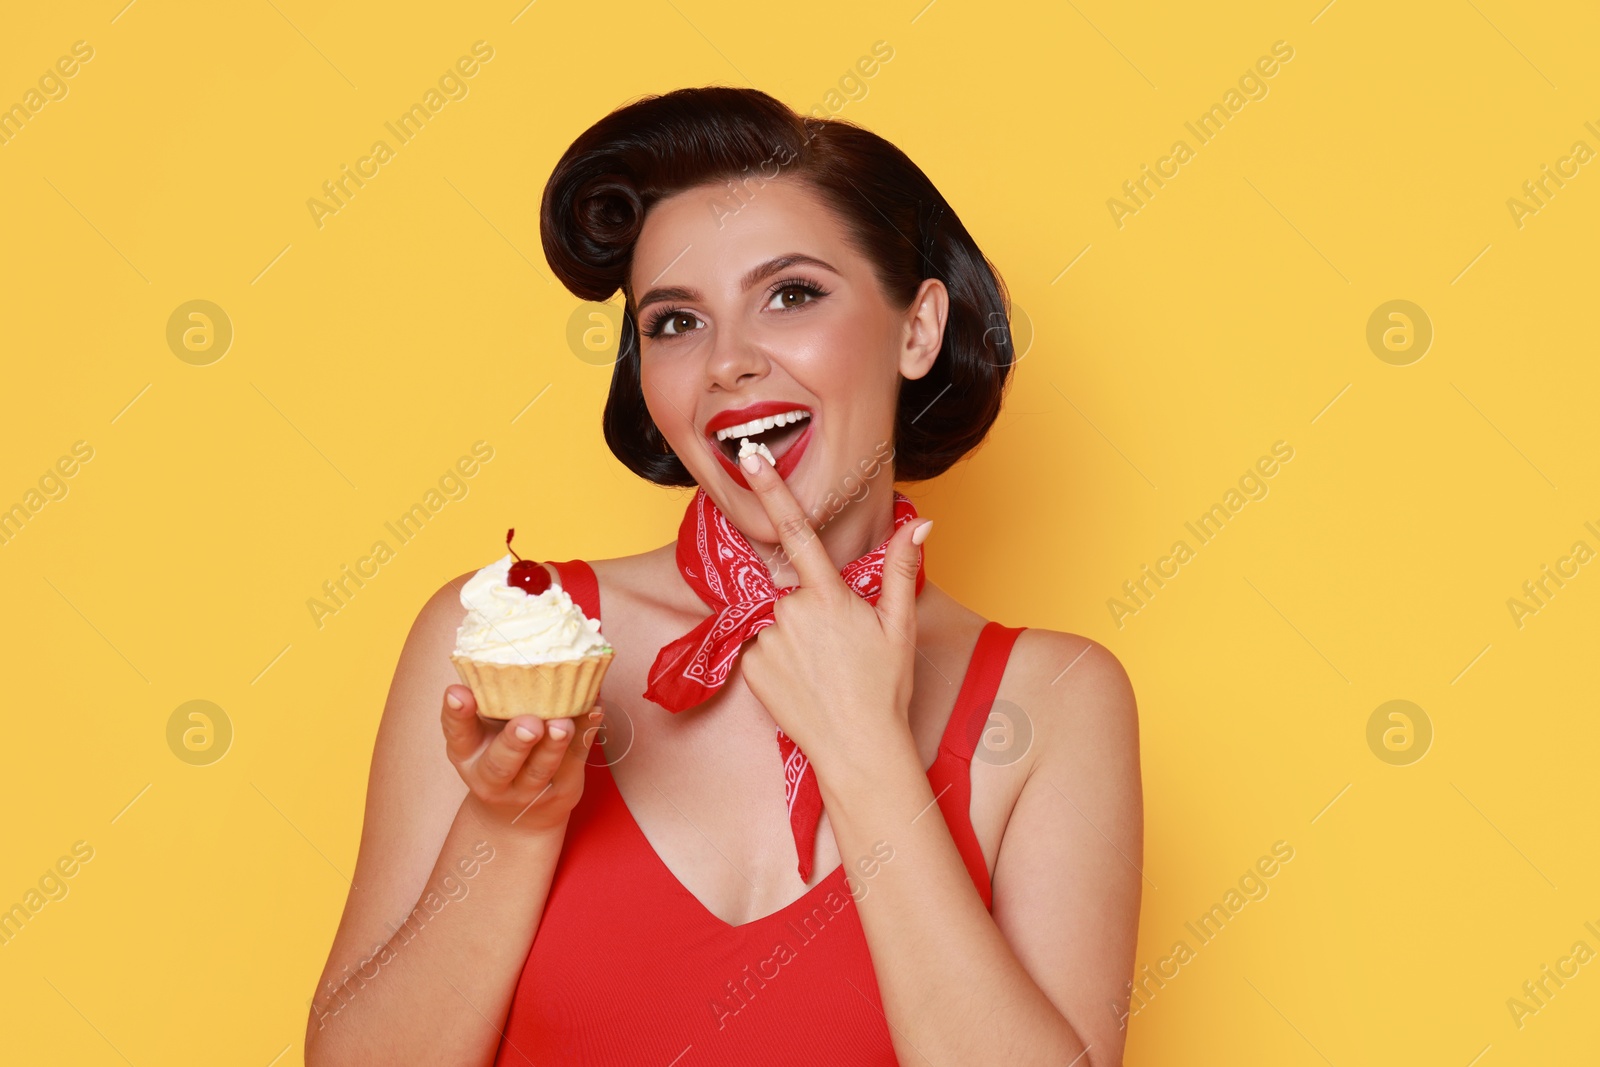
[[450, 649, 615, 720]]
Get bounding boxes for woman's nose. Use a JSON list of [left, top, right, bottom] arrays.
[[703, 324, 769, 390]]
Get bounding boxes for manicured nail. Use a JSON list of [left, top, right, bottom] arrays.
[[740, 452, 762, 473], [445, 693, 464, 710], [911, 520, 934, 546], [514, 724, 535, 741], [550, 724, 570, 740], [588, 710, 603, 722]]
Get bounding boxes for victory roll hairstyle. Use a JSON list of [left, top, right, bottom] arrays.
[[539, 85, 1017, 485]]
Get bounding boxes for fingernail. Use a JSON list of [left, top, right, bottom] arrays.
[[911, 520, 934, 546], [550, 724, 570, 739], [588, 710, 603, 722], [445, 693, 464, 710], [514, 724, 535, 741], [740, 452, 761, 473]]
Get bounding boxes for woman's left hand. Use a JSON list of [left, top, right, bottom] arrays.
[[734, 450, 932, 782]]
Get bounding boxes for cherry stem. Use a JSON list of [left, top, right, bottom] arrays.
[[505, 527, 524, 561]]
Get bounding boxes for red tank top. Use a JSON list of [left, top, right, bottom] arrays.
[[494, 558, 1025, 1065]]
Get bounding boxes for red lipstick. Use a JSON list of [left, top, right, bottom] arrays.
[[702, 400, 815, 491], [704, 400, 813, 437]]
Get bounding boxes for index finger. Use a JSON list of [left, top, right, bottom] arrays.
[[738, 449, 841, 589], [441, 684, 487, 763]]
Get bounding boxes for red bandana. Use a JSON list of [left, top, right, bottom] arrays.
[[642, 485, 926, 883]]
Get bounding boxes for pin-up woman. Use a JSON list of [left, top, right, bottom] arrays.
[[307, 86, 1142, 1067]]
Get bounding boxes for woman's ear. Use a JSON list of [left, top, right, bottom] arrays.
[[898, 277, 948, 381]]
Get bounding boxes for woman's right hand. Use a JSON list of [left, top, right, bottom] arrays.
[[440, 684, 603, 835]]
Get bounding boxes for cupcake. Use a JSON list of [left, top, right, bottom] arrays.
[[449, 530, 614, 720]]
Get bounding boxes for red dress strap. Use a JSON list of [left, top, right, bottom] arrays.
[[549, 558, 602, 623], [929, 621, 1026, 910]]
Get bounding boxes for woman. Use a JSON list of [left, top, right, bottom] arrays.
[[306, 86, 1142, 1066]]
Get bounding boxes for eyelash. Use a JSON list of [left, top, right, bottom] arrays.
[[640, 278, 829, 340]]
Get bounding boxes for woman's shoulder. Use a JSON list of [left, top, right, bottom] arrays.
[[919, 584, 1138, 744], [929, 578, 1137, 767], [416, 568, 475, 638], [930, 584, 1129, 702], [582, 544, 674, 587], [1007, 626, 1133, 701], [1002, 623, 1139, 774], [581, 544, 703, 616]]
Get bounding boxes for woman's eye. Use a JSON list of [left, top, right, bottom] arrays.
[[655, 311, 702, 337], [767, 283, 821, 310]]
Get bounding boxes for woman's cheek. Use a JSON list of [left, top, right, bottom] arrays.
[[640, 368, 691, 436]]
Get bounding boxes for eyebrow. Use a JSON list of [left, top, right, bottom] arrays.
[[634, 252, 840, 313]]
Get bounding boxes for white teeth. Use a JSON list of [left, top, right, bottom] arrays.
[[714, 408, 811, 441]]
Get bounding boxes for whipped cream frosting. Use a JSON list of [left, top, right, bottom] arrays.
[[737, 437, 776, 466], [454, 554, 612, 665]]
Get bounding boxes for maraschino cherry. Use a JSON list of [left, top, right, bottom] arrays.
[[505, 528, 553, 595]]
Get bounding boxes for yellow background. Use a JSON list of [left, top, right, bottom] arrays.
[[3, 0, 1597, 1063]]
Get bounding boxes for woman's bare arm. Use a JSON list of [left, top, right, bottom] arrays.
[[816, 630, 1142, 1066], [304, 570, 602, 1066]]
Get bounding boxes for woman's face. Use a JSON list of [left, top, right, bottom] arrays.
[[629, 177, 945, 546]]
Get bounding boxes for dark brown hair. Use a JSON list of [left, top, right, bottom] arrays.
[[539, 86, 1016, 485]]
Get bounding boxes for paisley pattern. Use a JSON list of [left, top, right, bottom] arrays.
[[642, 485, 926, 881]]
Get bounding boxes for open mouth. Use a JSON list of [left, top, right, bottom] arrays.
[[709, 408, 812, 465], [702, 403, 816, 488]]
